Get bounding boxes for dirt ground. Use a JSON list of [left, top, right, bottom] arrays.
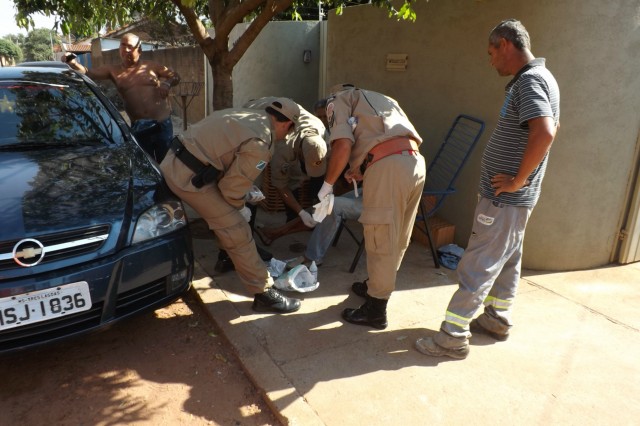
[[0, 291, 279, 426]]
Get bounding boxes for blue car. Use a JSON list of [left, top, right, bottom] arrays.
[[0, 66, 194, 353]]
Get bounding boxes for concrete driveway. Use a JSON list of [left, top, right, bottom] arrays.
[[189, 210, 640, 425]]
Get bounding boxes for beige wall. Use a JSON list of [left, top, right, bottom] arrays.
[[326, 0, 640, 270], [227, 21, 321, 112]]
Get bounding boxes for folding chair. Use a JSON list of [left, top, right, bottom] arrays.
[[414, 114, 485, 267], [341, 114, 485, 271], [332, 217, 364, 273]]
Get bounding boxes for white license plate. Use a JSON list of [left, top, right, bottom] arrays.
[[0, 281, 92, 331]]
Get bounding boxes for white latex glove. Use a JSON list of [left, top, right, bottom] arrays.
[[317, 181, 333, 200], [298, 210, 318, 228], [239, 205, 252, 222], [245, 185, 265, 205], [312, 193, 334, 223]]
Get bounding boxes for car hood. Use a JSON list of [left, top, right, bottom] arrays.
[[0, 144, 160, 241]]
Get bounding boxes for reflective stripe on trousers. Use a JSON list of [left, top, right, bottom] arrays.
[[442, 197, 532, 338]]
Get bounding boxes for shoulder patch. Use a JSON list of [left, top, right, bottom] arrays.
[[326, 102, 335, 128], [256, 160, 267, 171]]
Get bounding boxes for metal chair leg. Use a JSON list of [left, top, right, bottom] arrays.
[[419, 202, 440, 268], [349, 239, 366, 273], [425, 221, 440, 268]]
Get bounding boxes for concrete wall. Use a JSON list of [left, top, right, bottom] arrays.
[[326, 0, 640, 270], [227, 21, 321, 112]]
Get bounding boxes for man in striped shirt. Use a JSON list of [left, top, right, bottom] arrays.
[[416, 19, 560, 359]]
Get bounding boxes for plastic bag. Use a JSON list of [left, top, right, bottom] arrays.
[[273, 264, 319, 293], [266, 258, 287, 278]]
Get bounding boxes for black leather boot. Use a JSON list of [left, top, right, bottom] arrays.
[[351, 278, 368, 297], [342, 295, 388, 329]]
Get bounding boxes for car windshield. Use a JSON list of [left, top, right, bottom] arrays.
[[0, 77, 123, 148]]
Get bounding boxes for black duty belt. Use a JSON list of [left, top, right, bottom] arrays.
[[170, 137, 220, 188]]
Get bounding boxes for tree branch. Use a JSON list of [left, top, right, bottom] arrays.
[[226, 0, 293, 66], [171, 0, 214, 55], [213, 0, 266, 39]]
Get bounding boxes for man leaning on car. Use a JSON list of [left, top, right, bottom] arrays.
[[160, 98, 303, 314], [62, 33, 180, 163]]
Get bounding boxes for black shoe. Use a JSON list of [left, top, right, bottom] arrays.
[[252, 288, 301, 313], [351, 279, 368, 297], [469, 318, 509, 341], [214, 257, 235, 273], [342, 295, 388, 329]]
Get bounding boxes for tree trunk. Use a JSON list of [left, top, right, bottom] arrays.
[[210, 56, 234, 111]]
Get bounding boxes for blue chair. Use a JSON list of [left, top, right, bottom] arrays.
[[338, 114, 485, 271], [414, 114, 485, 268]]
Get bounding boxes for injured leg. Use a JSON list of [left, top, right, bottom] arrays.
[[256, 217, 312, 245]]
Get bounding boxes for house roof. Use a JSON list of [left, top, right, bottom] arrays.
[[62, 43, 91, 53], [57, 18, 194, 53]]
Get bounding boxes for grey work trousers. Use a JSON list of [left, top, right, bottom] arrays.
[[441, 197, 532, 339]]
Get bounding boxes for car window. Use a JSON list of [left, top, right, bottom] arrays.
[[0, 78, 124, 148]]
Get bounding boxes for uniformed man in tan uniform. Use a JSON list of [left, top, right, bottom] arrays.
[[159, 98, 302, 313], [245, 97, 327, 220], [214, 97, 328, 270], [319, 84, 426, 328], [243, 97, 328, 243]]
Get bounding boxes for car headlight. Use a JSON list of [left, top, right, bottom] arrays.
[[132, 201, 187, 244]]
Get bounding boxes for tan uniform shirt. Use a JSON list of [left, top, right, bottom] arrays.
[[165, 109, 275, 209], [244, 97, 327, 190], [326, 88, 422, 169]]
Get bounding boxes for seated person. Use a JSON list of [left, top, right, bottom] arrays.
[[286, 188, 362, 268]]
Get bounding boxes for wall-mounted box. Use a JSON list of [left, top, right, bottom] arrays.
[[386, 53, 408, 71]]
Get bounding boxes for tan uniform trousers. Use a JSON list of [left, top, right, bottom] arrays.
[[163, 160, 273, 295], [360, 151, 426, 300]]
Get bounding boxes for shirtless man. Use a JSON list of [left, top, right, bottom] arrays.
[[63, 33, 180, 162]]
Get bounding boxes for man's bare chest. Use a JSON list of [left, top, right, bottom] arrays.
[[114, 65, 159, 92]]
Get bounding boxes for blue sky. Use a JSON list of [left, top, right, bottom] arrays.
[[0, 0, 58, 37]]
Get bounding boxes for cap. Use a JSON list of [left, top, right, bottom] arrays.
[[301, 134, 328, 177], [268, 98, 300, 123], [327, 83, 356, 97]]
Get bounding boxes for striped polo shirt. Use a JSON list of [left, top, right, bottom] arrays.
[[479, 58, 560, 207]]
